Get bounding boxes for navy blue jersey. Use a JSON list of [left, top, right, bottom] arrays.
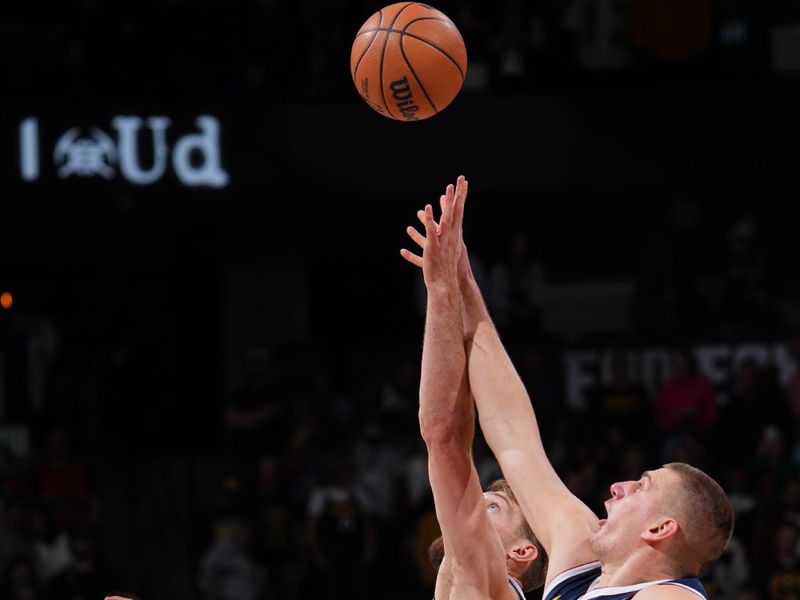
[[543, 563, 708, 600]]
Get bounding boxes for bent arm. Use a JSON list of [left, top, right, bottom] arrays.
[[460, 270, 599, 582]]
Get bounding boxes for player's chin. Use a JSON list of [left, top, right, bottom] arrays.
[[589, 528, 606, 553], [590, 521, 608, 543]]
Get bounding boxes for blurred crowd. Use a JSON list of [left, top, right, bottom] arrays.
[[3, 1, 800, 599], [3, 0, 800, 101], [1, 194, 800, 600]]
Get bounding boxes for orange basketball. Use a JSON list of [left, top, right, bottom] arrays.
[[350, 2, 467, 122]]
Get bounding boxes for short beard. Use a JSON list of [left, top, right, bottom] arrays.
[[589, 530, 608, 561], [428, 536, 445, 572]]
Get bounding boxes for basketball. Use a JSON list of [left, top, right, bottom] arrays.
[[350, 3, 467, 121]]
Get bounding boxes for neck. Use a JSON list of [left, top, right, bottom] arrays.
[[596, 550, 684, 588]]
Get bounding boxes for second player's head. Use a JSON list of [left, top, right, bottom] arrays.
[[429, 479, 548, 592], [590, 462, 733, 575]]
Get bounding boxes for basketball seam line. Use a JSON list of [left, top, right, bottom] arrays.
[[399, 34, 438, 116], [402, 16, 453, 31], [356, 17, 455, 34], [401, 16, 466, 79], [380, 2, 416, 120], [361, 16, 453, 29], [352, 10, 383, 86], [357, 27, 465, 81]]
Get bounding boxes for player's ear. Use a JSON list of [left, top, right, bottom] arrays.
[[642, 517, 678, 543], [508, 540, 538, 566]]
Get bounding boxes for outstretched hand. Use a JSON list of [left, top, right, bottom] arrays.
[[400, 175, 470, 288]]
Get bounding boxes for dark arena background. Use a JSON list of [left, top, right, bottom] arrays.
[[2, 1, 800, 599]]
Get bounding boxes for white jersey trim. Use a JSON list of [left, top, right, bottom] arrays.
[[509, 577, 526, 600], [581, 578, 708, 600], [658, 581, 707, 600], [581, 579, 672, 600], [543, 562, 602, 600]]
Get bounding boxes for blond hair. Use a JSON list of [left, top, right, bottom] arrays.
[[487, 480, 549, 592]]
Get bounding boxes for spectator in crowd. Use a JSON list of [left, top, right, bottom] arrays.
[[198, 516, 265, 600], [31, 506, 72, 583], [717, 359, 792, 470], [781, 479, 800, 530], [758, 522, 800, 600], [44, 525, 103, 600], [0, 495, 35, 584], [517, 346, 564, 447], [2, 556, 41, 600], [250, 456, 302, 600], [587, 350, 655, 450], [725, 466, 758, 550], [306, 455, 375, 600], [36, 427, 89, 534], [632, 196, 717, 338], [563, 0, 634, 72], [223, 349, 292, 462], [487, 232, 548, 342], [719, 215, 781, 335], [787, 337, 800, 438], [378, 357, 419, 435], [701, 534, 751, 600], [748, 435, 799, 586], [655, 347, 719, 460]]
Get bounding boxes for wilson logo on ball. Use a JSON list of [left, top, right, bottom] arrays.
[[390, 77, 419, 121]]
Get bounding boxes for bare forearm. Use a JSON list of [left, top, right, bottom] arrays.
[[459, 261, 490, 341], [468, 323, 543, 447], [459, 275, 535, 441], [420, 284, 471, 442]]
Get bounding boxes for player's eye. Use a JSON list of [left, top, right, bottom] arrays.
[[488, 503, 499, 512]]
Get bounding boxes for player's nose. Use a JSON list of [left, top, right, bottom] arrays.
[[609, 481, 630, 499]]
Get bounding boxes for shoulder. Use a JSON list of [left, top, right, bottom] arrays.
[[633, 581, 706, 600]]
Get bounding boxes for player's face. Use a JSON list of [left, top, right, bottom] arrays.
[[591, 467, 678, 556], [483, 491, 521, 542]]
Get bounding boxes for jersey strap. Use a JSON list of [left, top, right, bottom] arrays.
[[509, 577, 526, 600]]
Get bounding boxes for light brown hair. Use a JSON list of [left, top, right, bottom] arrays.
[[662, 463, 734, 573], [487, 479, 549, 592]]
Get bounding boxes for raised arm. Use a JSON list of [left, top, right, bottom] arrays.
[[402, 184, 599, 586], [459, 263, 599, 580], [411, 177, 517, 600]]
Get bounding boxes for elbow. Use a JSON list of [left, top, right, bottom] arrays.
[[419, 407, 468, 447], [419, 412, 457, 445]]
